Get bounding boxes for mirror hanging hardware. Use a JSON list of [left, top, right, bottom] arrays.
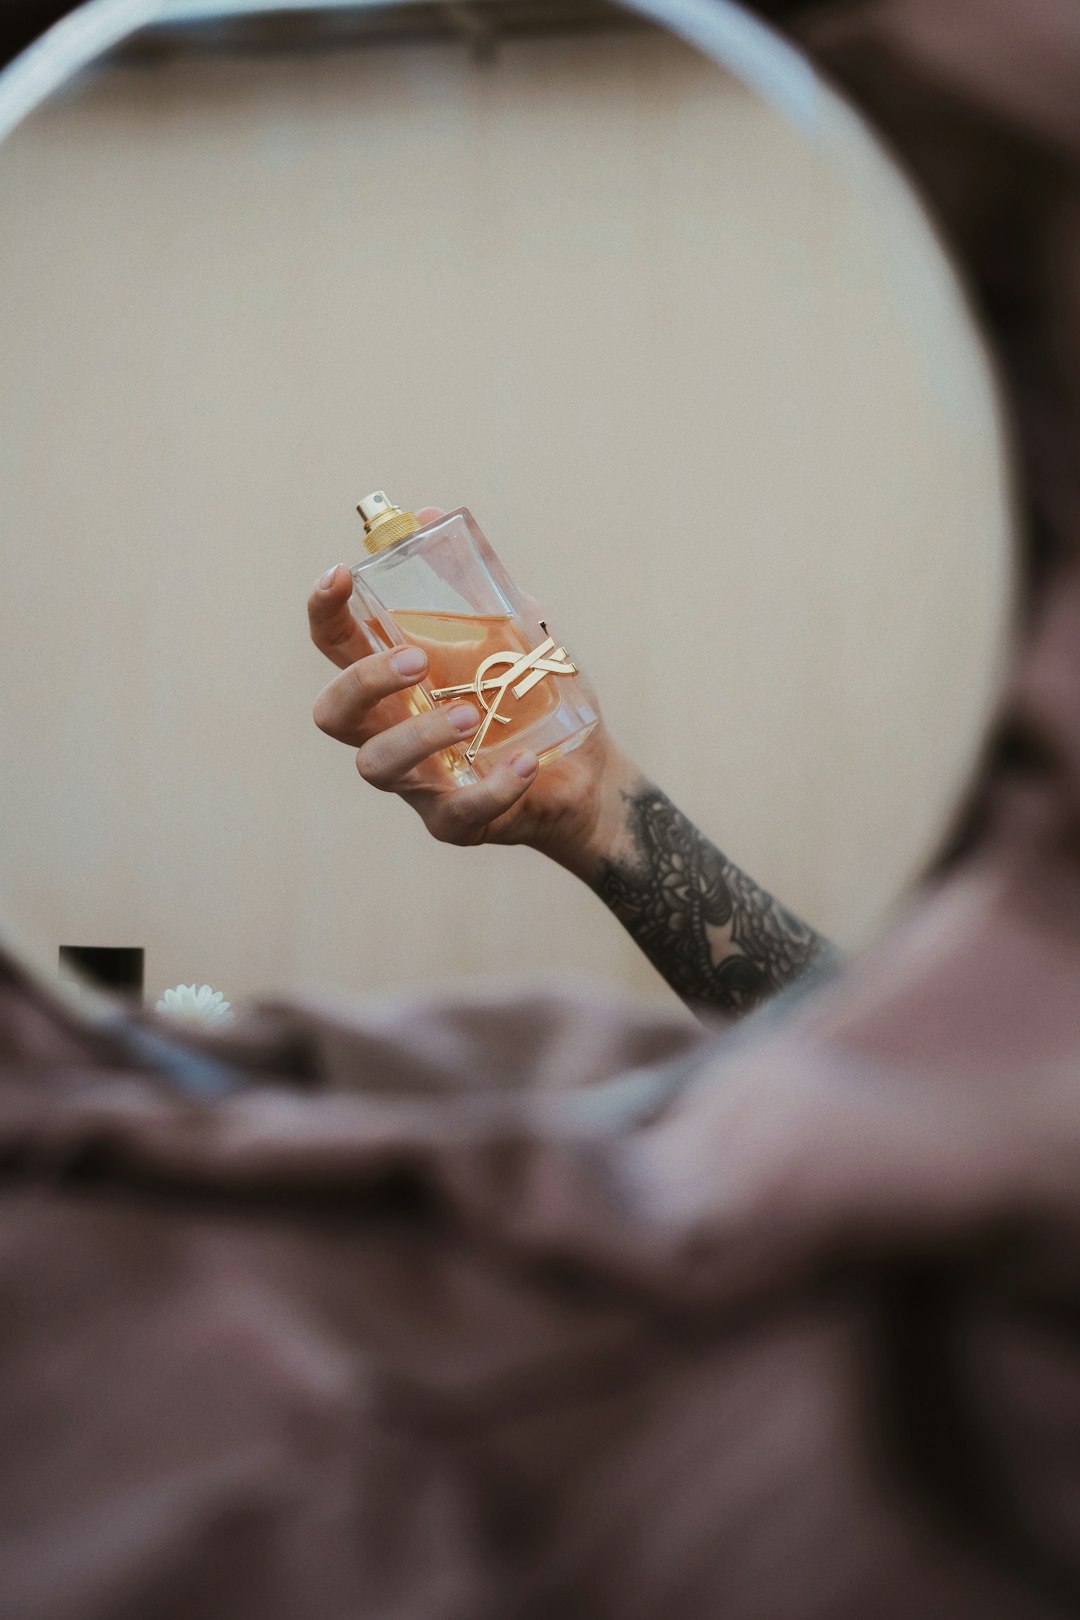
[[440, 0, 498, 63]]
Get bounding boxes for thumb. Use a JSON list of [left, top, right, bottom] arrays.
[[308, 563, 372, 670]]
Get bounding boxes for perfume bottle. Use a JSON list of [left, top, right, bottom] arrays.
[[350, 491, 597, 784]]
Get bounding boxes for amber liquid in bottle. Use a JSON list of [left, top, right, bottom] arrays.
[[372, 610, 561, 742]]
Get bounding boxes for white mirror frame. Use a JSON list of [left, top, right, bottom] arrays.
[[0, 0, 821, 148]]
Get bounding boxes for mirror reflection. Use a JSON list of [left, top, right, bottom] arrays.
[[0, 1, 1013, 1016]]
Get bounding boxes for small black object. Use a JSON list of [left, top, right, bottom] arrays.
[[59, 946, 144, 1002]]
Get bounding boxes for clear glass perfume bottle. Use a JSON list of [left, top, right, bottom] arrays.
[[350, 491, 597, 784]]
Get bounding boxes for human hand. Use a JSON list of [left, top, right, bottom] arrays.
[[308, 511, 625, 865]]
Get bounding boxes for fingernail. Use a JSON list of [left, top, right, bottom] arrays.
[[319, 564, 342, 589], [448, 703, 480, 733], [392, 646, 427, 678], [511, 751, 539, 779]]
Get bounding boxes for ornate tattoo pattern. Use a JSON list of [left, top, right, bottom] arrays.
[[595, 787, 839, 1016]]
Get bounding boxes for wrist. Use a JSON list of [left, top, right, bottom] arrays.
[[531, 735, 643, 883], [578, 746, 647, 881]]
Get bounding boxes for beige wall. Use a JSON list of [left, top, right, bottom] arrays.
[[0, 28, 1013, 1013]]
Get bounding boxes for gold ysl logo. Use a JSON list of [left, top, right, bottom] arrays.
[[429, 623, 577, 761]]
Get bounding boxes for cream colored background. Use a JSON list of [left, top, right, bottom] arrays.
[[0, 27, 1013, 1013]]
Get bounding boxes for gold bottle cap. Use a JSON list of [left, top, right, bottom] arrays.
[[357, 489, 421, 554]]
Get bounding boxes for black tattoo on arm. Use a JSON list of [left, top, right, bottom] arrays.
[[594, 785, 840, 1018]]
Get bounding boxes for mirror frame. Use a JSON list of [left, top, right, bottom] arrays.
[[0, 0, 1017, 998]]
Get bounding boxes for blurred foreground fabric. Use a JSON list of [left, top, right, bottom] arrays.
[[4, 0, 1080, 1615], [4, 934, 1080, 1620]]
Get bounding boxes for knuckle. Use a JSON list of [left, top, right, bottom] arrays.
[[316, 659, 381, 733], [427, 805, 464, 845], [312, 692, 336, 735], [429, 793, 480, 846], [433, 822, 471, 847], [308, 618, 342, 661], [344, 658, 375, 703], [354, 739, 390, 788]]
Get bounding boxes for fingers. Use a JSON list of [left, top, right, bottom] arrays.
[[356, 701, 481, 788], [310, 509, 442, 670], [313, 644, 430, 742], [420, 752, 539, 845], [308, 563, 371, 670]]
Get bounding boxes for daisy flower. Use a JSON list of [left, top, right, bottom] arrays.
[[155, 983, 234, 1028]]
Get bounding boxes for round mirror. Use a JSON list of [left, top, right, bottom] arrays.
[[0, 0, 1015, 1012]]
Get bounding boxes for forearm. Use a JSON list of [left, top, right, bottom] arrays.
[[548, 748, 840, 1020]]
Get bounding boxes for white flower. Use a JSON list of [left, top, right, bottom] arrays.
[[155, 983, 234, 1028]]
